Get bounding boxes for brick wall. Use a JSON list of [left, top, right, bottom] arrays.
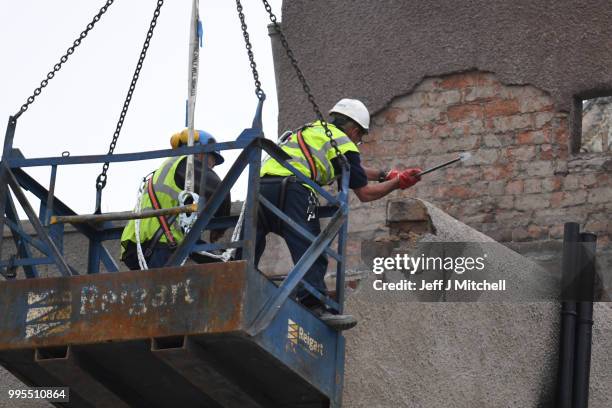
[[357, 71, 611, 247]]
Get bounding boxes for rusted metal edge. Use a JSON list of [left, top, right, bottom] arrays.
[[0, 262, 248, 350]]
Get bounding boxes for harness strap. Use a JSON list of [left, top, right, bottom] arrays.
[[147, 177, 177, 247], [296, 129, 317, 181], [144, 215, 178, 258]]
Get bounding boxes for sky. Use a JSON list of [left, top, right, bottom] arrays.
[[0, 0, 282, 217]]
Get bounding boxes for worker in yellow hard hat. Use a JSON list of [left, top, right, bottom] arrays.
[[120, 129, 231, 270], [255, 98, 421, 330]]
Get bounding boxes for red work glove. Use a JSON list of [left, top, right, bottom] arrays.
[[398, 168, 422, 189], [385, 169, 400, 181]]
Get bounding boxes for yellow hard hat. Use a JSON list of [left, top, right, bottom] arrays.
[[170, 129, 201, 149], [169, 129, 224, 165]]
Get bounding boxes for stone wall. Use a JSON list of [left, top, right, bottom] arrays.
[[355, 71, 611, 247]]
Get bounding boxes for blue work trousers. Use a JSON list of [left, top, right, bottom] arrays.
[[255, 180, 328, 304], [123, 245, 174, 270]]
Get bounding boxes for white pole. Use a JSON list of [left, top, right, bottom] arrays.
[[185, 0, 200, 193]]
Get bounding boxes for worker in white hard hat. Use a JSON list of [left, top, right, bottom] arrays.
[[256, 98, 422, 330]]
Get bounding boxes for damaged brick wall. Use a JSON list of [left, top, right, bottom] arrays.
[[357, 71, 611, 247]]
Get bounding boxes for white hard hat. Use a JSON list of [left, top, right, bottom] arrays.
[[329, 98, 370, 131]]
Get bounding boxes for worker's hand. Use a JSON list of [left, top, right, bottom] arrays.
[[210, 229, 225, 242], [385, 169, 400, 181], [398, 168, 422, 189]]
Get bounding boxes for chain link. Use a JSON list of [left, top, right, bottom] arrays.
[[261, 0, 346, 165], [14, 0, 115, 119], [95, 0, 165, 191], [235, 0, 265, 100]]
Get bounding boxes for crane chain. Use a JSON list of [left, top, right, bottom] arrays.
[[95, 0, 165, 192], [261, 0, 346, 166], [235, 0, 265, 100], [14, 0, 115, 120]]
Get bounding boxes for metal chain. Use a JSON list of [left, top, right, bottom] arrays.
[[261, 0, 346, 165], [95, 0, 165, 191], [14, 0, 116, 119], [235, 0, 265, 100]]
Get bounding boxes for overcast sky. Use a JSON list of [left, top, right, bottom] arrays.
[[0, 0, 282, 216]]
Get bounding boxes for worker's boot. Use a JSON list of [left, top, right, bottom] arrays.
[[312, 307, 357, 331]]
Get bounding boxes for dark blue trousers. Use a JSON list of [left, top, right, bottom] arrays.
[[123, 240, 219, 270], [255, 180, 328, 303], [123, 245, 174, 270]]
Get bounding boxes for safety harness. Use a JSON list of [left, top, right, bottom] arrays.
[[147, 177, 177, 248], [296, 129, 317, 181]]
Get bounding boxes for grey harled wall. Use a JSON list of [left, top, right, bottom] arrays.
[[272, 0, 612, 131]]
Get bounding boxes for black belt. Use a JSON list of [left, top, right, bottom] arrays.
[[259, 176, 299, 232]]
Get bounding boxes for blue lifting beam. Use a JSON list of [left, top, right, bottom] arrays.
[[0, 93, 351, 406]]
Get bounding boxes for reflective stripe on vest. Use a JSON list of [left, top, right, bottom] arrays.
[[283, 140, 332, 181], [153, 157, 182, 200]]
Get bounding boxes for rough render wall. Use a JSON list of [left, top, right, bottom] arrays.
[[273, 0, 612, 129], [343, 300, 612, 408], [341, 199, 611, 407]]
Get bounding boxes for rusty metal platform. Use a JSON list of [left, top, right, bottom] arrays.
[[0, 262, 344, 407]]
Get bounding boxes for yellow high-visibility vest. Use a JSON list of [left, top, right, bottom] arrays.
[[260, 121, 359, 185], [120, 156, 185, 255]]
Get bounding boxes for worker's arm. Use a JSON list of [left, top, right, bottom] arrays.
[[353, 178, 400, 202], [342, 156, 395, 202], [353, 167, 422, 203], [333, 153, 419, 202], [362, 165, 386, 181]]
